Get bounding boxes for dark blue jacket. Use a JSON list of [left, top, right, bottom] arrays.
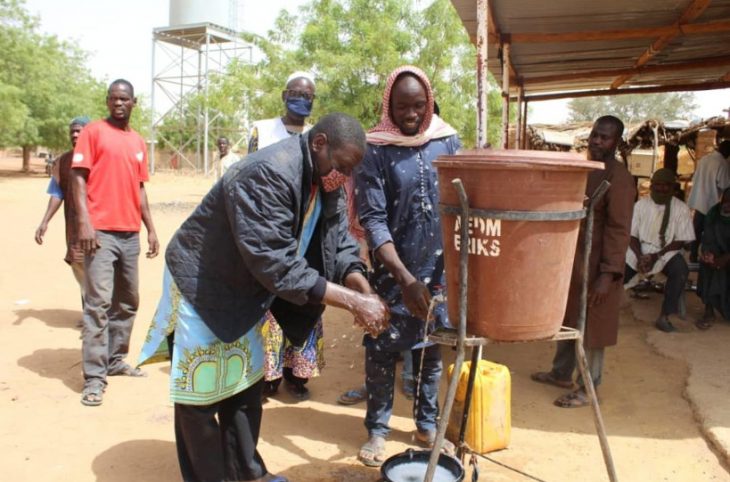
[[166, 134, 364, 343], [355, 135, 461, 351]]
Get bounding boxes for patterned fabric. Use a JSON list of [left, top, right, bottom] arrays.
[[263, 316, 325, 381], [366, 65, 457, 147], [138, 266, 265, 406]]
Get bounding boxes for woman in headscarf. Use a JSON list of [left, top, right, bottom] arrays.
[[696, 187, 730, 329]]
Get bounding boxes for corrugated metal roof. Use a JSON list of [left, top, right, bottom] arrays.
[[451, 0, 730, 99]]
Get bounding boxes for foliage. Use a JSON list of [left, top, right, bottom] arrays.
[[567, 92, 698, 126], [182, 0, 502, 150], [0, 0, 152, 170]]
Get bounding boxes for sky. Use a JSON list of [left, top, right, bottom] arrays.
[[23, 0, 730, 124]]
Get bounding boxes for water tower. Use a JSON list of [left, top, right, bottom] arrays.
[[150, 0, 251, 174]]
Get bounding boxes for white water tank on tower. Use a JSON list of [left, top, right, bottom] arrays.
[[169, 0, 238, 30]]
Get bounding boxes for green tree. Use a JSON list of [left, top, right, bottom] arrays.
[[196, 0, 501, 150], [567, 92, 697, 126], [0, 0, 109, 171]]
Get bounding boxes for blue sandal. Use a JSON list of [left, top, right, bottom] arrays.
[[337, 386, 367, 405]]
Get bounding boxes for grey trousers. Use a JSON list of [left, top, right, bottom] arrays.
[[82, 231, 140, 388], [551, 340, 605, 388]]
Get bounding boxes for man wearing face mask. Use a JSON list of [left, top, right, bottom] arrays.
[[247, 71, 324, 401], [248, 71, 316, 154], [624, 168, 694, 332], [354, 65, 461, 466], [137, 113, 389, 482]]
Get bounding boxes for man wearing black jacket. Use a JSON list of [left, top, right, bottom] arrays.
[[138, 113, 389, 482]]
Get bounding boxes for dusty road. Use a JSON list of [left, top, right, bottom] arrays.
[[1, 156, 728, 481]]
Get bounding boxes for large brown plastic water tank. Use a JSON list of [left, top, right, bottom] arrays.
[[434, 149, 604, 341]]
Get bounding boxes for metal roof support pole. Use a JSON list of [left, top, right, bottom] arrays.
[[521, 99, 529, 149], [501, 42, 511, 149], [515, 85, 524, 150], [476, 0, 489, 147]]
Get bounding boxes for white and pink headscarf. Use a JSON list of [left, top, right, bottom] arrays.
[[366, 65, 457, 147]]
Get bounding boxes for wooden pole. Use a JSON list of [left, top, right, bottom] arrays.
[[501, 42, 511, 149], [521, 99, 529, 149], [515, 85, 524, 150], [476, 0, 489, 148]]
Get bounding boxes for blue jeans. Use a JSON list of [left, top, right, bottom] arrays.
[[364, 344, 442, 438]]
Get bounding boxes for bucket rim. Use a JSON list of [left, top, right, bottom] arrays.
[[434, 148, 604, 172], [380, 449, 465, 482]]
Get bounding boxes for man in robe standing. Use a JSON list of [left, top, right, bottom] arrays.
[[532, 115, 635, 408]]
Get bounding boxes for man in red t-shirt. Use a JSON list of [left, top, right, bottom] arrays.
[[72, 79, 159, 407]]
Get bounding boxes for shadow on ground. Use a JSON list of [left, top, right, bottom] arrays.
[[92, 440, 179, 482], [13, 308, 83, 331], [17, 347, 82, 393]]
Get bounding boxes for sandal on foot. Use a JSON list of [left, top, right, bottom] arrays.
[[655, 317, 676, 333], [81, 386, 104, 407], [358, 435, 386, 467], [285, 381, 310, 401], [695, 320, 713, 330], [337, 386, 367, 405], [108, 364, 147, 377], [415, 429, 456, 455], [554, 389, 591, 408], [530, 371, 574, 389], [695, 317, 714, 331]]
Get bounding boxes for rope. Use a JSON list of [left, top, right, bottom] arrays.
[[473, 452, 548, 482]]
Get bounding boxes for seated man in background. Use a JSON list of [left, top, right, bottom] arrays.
[[696, 187, 730, 330], [625, 168, 695, 332]]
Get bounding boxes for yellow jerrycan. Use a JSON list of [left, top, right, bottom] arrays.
[[446, 359, 511, 453]]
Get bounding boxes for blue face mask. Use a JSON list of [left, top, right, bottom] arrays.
[[286, 97, 313, 117]]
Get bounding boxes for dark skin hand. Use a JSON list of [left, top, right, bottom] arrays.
[[589, 273, 614, 307], [630, 237, 687, 274], [374, 242, 430, 320], [139, 183, 159, 258], [702, 252, 730, 270]]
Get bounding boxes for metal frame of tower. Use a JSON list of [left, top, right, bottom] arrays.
[[150, 22, 251, 174]]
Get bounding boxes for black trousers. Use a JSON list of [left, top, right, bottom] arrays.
[[625, 253, 689, 316], [691, 211, 705, 262], [174, 380, 268, 482]]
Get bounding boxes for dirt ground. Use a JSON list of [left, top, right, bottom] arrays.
[[2, 155, 729, 482]]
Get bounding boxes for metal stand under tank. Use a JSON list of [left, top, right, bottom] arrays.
[[423, 178, 618, 482]]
